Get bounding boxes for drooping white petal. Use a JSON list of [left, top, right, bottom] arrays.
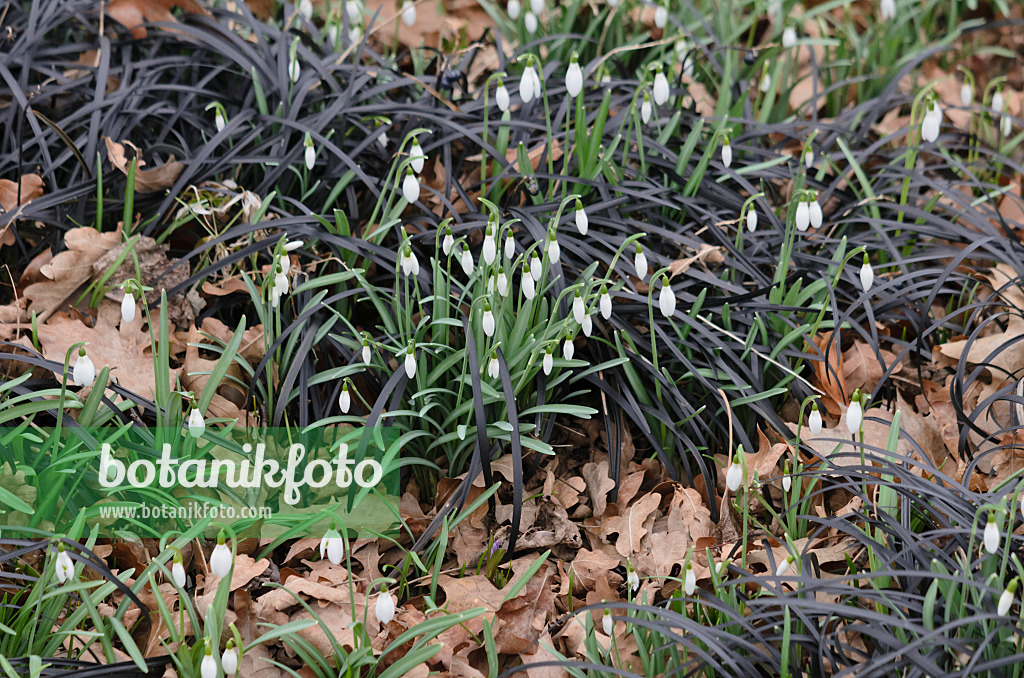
[[496, 84, 510, 112], [188, 408, 205, 439], [600, 291, 612, 319], [635, 249, 648, 280], [565, 61, 583, 98], [776, 556, 793, 577], [497, 270, 509, 296], [984, 518, 1000, 554], [879, 0, 895, 20], [402, 172, 420, 203], [781, 26, 797, 48], [305, 144, 316, 170], [542, 351, 553, 375], [641, 97, 652, 124], [582, 312, 592, 337], [409, 141, 425, 174], [726, 462, 743, 491], [461, 247, 474, 276], [721, 143, 732, 168], [520, 66, 537, 102], [121, 293, 136, 324], [483, 235, 497, 265], [860, 261, 874, 291], [483, 309, 495, 337], [746, 209, 758, 232], [201, 653, 218, 678], [993, 91, 1005, 114], [401, 0, 416, 26], [846, 400, 863, 434], [221, 648, 238, 676], [530, 0, 543, 13], [172, 560, 186, 588], [808, 407, 822, 434], [795, 201, 810, 232], [654, 5, 667, 28], [442, 231, 454, 256], [524, 11, 537, 33], [627, 568, 640, 592], [652, 71, 669, 106], [339, 386, 351, 413], [809, 199, 823, 229], [210, 543, 233, 577], [683, 566, 696, 595], [362, 344, 372, 365], [530, 253, 542, 281], [563, 338, 574, 360], [658, 281, 676, 317], [602, 610, 613, 636], [376, 590, 396, 624], [405, 351, 417, 378], [522, 268, 536, 300], [73, 353, 96, 387], [507, 0, 521, 19], [961, 83, 972, 107], [782, 475, 792, 492], [575, 207, 588, 235], [572, 294, 585, 324]]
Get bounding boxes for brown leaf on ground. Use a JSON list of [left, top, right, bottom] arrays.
[[92, 236, 194, 327], [566, 549, 622, 594], [582, 460, 615, 518], [842, 342, 896, 395], [106, 0, 210, 39], [602, 491, 660, 558], [496, 496, 581, 559], [23, 225, 123, 321], [667, 244, 725, 277], [104, 137, 185, 193], [181, 319, 265, 422], [0, 174, 44, 212], [810, 331, 848, 416], [365, 0, 492, 50], [254, 576, 377, 654]]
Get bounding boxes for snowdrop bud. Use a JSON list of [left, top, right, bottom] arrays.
[[726, 450, 744, 491], [782, 474, 792, 493], [320, 527, 343, 564], [488, 351, 500, 379], [73, 348, 95, 387], [654, 3, 667, 28], [460, 245, 474, 276], [289, 58, 300, 83], [961, 83, 972, 107], [442, 226, 454, 256], [496, 81, 510, 112], [575, 200, 588, 235], [683, 562, 696, 595], [879, 0, 895, 20], [361, 338, 372, 365], [522, 265, 536, 300], [859, 254, 874, 291], [607, 0, 619, 6], [658, 276, 676, 317], [507, 0, 521, 19], [565, 54, 583, 98], [172, 554, 186, 588], [993, 90, 1005, 114], [201, 645, 217, 678], [846, 391, 863, 434], [405, 342, 417, 378], [746, 208, 758, 232], [641, 92, 652, 124], [599, 286, 612, 319], [304, 135, 315, 170], [409, 138, 425, 174], [401, 0, 416, 26], [402, 170, 420, 203], [121, 290, 136, 324], [760, 72, 771, 93], [634, 244, 648, 280], [298, 0, 312, 18], [572, 291, 585, 324], [482, 304, 495, 337], [210, 537, 232, 577], [776, 555, 795, 577], [563, 335, 575, 360], [55, 544, 74, 584], [497, 267, 509, 296], [376, 587, 396, 624], [781, 26, 797, 48], [188, 407, 205, 439], [652, 67, 669, 106], [483, 226, 497, 265], [546, 230, 560, 264], [921, 106, 940, 143], [721, 139, 732, 168], [504, 230, 515, 259], [984, 512, 1000, 554], [1002, 114, 1013, 137], [339, 382, 351, 413], [999, 578, 1018, 616], [221, 643, 238, 676], [520, 62, 538, 103], [627, 562, 640, 592], [602, 609, 613, 636], [804, 148, 814, 168], [215, 110, 226, 133], [524, 11, 537, 33], [795, 200, 810, 232], [542, 347, 553, 375], [582, 310, 593, 337], [809, 196, 823, 229], [530, 251, 543, 281], [808, 402, 822, 434], [932, 100, 943, 125], [530, 0, 543, 14]]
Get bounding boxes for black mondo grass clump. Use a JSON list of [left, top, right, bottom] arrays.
[[4, 0, 1024, 674]]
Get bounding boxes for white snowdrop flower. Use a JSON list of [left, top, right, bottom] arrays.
[[582, 310, 593, 337], [524, 11, 538, 33], [442, 226, 454, 256], [746, 209, 758, 232], [546, 231, 560, 264], [726, 452, 744, 492], [378, 126, 390, 149], [320, 527, 344, 564], [607, 0, 619, 6], [808, 403, 822, 434], [961, 83, 972, 107], [530, 251, 543, 281], [572, 291, 585, 324], [542, 347, 553, 375], [401, 245, 419, 276], [221, 644, 238, 676], [171, 555, 186, 588], [640, 92, 652, 124], [73, 348, 95, 387], [809, 196, 823, 229], [602, 609, 614, 635], [304, 137, 315, 170], [520, 62, 539, 103], [573, 201, 589, 236], [627, 563, 640, 592], [401, 0, 416, 26], [215, 110, 226, 133], [402, 170, 420, 203], [508, 0, 521, 19], [210, 538, 233, 577], [405, 343, 417, 378], [652, 68, 669, 106], [188, 407, 205, 439], [993, 90, 1005, 114], [599, 286, 612, 319], [482, 304, 495, 337], [504, 230, 515, 259], [683, 562, 696, 595], [999, 579, 1018, 616], [781, 26, 797, 48], [804, 148, 814, 168], [859, 255, 874, 291], [121, 291, 136, 324], [1002, 114, 1013, 137], [339, 382, 351, 413], [327, 24, 338, 43], [201, 647, 217, 678], [846, 392, 863, 435], [495, 82, 510, 112], [795, 200, 810, 232], [361, 339, 372, 365], [409, 138, 425, 174], [460, 245, 474, 276], [716, 558, 731, 578], [298, 0, 313, 19], [654, 3, 667, 28], [634, 244, 648, 280], [289, 58, 300, 83], [55, 546, 74, 584], [782, 475, 792, 493], [932, 100, 943, 125], [497, 267, 509, 296], [530, 0, 543, 13], [776, 555, 795, 577], [376, 587, 396, 624], [921, 105, 940, 142], [284, 239, 303, 251], [658, 276, 676, 317], [563, 335, 575, 360], [760, 72, 771, 93], [565, 55, 583, 98], [721, 140, 732, 168], [522, 265, 536, 300], [483, 225, 497, 265], [984, 513, 1000, 554], [879, 0, 895, 20], [487, 352, 500, 379], [487, 275, 496, 295]]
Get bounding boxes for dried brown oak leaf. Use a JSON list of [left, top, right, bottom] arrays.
[[23, 225, 122, 322], [0, 174, 44, 247], [104, 137, 185, 193], [106, 0, 209, 39]]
